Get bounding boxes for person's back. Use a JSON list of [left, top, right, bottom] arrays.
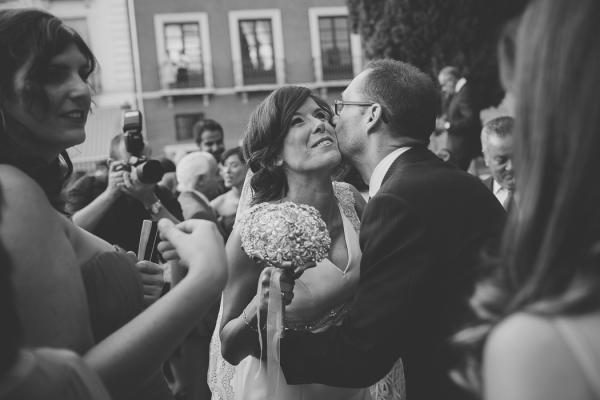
[[484, 310, 600, 400]]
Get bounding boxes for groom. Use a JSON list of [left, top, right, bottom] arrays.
[[279, 60, 506, 399]]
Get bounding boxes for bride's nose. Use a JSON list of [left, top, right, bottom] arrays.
[[312, 119, 325, 134]]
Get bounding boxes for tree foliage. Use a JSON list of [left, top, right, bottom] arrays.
[[347, 0, 526, 110]]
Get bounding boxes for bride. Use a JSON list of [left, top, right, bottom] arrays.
[[208, 86, 404, 399]]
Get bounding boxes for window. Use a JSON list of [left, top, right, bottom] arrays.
[[229, 9, 285, 88], [154, 13, 213, 91], [164, 23, 204, 88], [318, 16, 353, 80], [175, 113, 204, 141], [309, 7, 362, 83], [239, 19, 276, 85]]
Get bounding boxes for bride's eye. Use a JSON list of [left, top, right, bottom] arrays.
[[315, 111, 328, 121], [291, 117, 303, 126]]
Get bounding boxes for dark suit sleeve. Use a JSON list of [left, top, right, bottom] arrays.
[[447, 86, 478, 136], [156, 185, 183, 221], [281, 192, 437, 387]]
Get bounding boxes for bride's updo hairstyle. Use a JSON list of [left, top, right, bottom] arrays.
[[242, 86, 333, 205], [0, 8, 97, 212]]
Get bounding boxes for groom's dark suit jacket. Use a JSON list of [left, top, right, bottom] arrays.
[[280, 146, 506, 400]]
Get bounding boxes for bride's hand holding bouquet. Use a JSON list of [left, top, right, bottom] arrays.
[[257, 260, 316, 313]]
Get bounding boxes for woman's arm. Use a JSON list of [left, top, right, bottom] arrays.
[[71, 163, 124, 231], [71, 189, 121, 231], [219, 223, 266, 365], [209, 193, 226, 216], [0, 165, 94, 353]]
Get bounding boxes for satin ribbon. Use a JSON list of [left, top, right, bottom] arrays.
[[255, 267, 285, 399]]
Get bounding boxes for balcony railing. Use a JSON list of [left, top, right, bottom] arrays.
[[313, 55, 362, 82], [232, 58, 286, 88], [160, 61, 205, 90], [240, 59, 277, 85], [322, 60, 353, 81]]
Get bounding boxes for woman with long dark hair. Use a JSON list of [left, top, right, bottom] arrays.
[[454, 1, 600, 399], [0, 8, 227, 400]]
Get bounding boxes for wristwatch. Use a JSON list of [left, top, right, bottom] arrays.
[[146, 199, 163, 215]]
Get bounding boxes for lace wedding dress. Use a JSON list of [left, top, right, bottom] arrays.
[[208, 182, 405, 400]]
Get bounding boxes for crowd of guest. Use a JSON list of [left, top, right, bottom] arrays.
[[1, 0, 600, 399]]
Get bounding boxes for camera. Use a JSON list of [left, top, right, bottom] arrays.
[[115, 110, 165, 184]]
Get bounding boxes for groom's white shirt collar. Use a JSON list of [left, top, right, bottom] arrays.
[[368, 147, 412, 198]]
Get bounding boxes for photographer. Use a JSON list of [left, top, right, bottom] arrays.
[[67, 133, 183, 253]]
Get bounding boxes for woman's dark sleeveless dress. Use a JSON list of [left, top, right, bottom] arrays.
[[80, 251, 174, 400]]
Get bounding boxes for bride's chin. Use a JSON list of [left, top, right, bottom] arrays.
[[320, 154, 341, 171]]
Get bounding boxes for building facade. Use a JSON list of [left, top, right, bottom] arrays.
[[132, 0, 363, 157]]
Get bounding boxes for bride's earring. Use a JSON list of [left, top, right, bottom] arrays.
[[274, 157, 283, 167]]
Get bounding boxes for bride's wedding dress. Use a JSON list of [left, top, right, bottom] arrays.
[[208, 182, 405, 400]]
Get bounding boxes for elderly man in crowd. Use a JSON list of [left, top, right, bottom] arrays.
[[176, 151, 223, 222], [481, 116, 516, 211]]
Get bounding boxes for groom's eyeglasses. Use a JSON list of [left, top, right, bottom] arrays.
[[334, 100, 389, 123]]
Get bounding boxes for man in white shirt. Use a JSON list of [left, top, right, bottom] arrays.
[[480, 116, 516, 210]]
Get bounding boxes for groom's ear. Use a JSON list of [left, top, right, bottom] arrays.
[[366, 103, 385, 134]]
